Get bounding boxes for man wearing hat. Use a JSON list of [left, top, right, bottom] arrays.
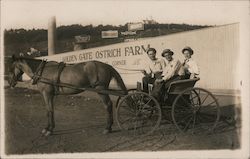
[[151, 49, 184, 100], [141, 48, 166, 92], [182, 46, 199, 79]]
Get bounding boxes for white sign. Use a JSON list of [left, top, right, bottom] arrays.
[[75, 35, 90, 43], [121, 31, 137, 36], [128, 23, 144, 31], [101, 30, 118, 38]]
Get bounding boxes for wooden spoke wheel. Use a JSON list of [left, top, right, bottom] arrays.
[[116, 92, 162, 136], [171, 87, 220, 134]]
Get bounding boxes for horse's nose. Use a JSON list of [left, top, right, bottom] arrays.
[[8, 78, 16, 88], [10, 82, 17, 88], [8, 80, 13, 87], [7, 78, 12, 86]]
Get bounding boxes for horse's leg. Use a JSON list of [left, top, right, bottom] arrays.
[[41, 91, 55, 136], [98, 92, 113, 134]]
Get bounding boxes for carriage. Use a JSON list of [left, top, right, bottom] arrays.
[[115, 77, 220, 136], [8, 57, 220, 136]]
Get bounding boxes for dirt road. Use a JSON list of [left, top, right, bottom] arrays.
[[4, 87, 240, 154]]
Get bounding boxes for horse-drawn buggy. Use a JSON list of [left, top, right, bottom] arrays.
[[115, 78, 220, 136], [8, 56, 220, 136]]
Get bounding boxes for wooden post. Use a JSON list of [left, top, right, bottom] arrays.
[[48, 16, 56, 55]]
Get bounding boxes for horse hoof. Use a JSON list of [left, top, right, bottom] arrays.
[[44, 131, 52, 137], [102, 129, 111, 134], [41, 129, 47, 134]]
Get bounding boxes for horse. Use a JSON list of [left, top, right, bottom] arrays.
[[8, 55, 128, 136]]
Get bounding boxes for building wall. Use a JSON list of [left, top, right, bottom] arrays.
[[39, 23, 240, 91]]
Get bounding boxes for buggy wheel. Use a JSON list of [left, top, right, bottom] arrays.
[[116, 92, 162, 136], [171, 87, 220, 134]]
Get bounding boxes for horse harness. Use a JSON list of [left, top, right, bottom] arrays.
[[32, 59, 47, 85], [54, 62, 66, 94], [32, 60, 66, 94]]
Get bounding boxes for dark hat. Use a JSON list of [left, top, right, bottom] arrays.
[[147, 48, 157, 54], [162, 49, 174, 57], [182, 46, 193, 55]]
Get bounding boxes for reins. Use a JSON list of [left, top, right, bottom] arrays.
[[37, 76, 127, 96], [113, 66, 144, 72]]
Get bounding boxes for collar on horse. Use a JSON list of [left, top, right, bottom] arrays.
[[32, 59, 47, 85], [31, 60, 66, 93]]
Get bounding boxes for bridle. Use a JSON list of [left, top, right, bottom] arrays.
[[10, 59, 66, 94], [9, 63, 23, 87]]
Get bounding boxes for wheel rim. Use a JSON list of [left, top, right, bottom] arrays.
[[172, 87, 220, 134], [116, 92, 162, 136]]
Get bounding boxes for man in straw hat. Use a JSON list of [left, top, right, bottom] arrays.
[[182, 46, 199, 79], [141, 48, 166, 92], [151, 49, 185, 101]]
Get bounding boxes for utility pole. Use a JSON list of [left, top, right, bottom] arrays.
[[48, 16, 57, 56]]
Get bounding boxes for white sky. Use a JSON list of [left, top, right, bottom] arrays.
[[1, 0, 249, 29]]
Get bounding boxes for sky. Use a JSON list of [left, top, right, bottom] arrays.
[[1, 0, 249, 29]]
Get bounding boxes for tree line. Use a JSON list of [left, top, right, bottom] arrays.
[[4, 23, 209, 56]]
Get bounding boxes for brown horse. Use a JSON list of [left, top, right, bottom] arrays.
[[8, 55, 128, 136]]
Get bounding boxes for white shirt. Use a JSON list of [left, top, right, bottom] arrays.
[[162, 58, 184, 81], [145, 58, 166, 74], [183, 58, 199, 75]]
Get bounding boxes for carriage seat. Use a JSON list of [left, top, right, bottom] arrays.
[[136, 77, 200, 95], [166, 77, 200, 94]]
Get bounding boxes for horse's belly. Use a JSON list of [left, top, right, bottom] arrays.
[[58, 73, 90, 94]]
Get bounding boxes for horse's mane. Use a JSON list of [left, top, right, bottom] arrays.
[[16, 57, 59, 73]]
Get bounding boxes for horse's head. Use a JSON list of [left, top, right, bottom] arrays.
[[8, 55, 24, 88]]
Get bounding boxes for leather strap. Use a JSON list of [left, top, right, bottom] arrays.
[[54, 62, 66, 94], [32, 60, 47, 85]]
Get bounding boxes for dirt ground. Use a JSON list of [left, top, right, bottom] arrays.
[[4, 87, 241, 154]]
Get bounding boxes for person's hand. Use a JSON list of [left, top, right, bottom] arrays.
[[190, 73, 195, 79]]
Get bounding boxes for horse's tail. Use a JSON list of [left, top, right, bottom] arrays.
[[109, 66, 128, 95]]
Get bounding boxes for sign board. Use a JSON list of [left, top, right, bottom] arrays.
[[128, 22, 144, 31], [101, 30, 118, 38], [121, 31, 137, 36], [75, 35, 90, 43]]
